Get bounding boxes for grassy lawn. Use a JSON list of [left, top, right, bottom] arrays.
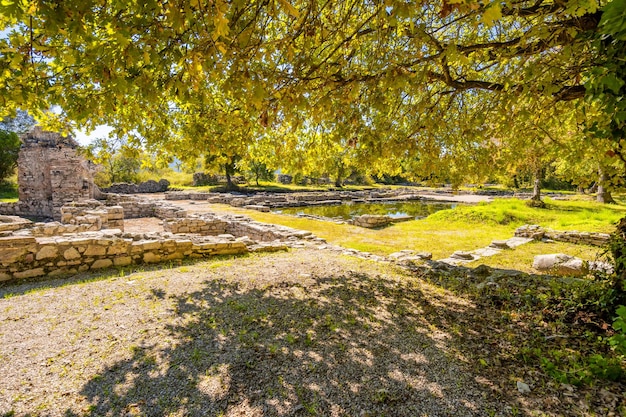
[[204, 197, 625, 268], [0, 179, 18, 202], [466, 241, 607, 273]]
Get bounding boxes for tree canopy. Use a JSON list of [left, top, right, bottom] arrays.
[[0, 0, 624, 183]]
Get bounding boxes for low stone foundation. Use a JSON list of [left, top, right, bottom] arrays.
[[104, 194, 187, 219], [100, 179, 170, 194], [0, 203, 322, 282], [515, 225, 610, 247], [61, 200, 125, 230], [0, 230, 251, 282], [0, 215, 31, 233], [349, 215, 392, 229], [165, 188, 424, 209], [163, 214, 314, 242]]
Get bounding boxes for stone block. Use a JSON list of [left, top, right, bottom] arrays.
[[450, 251, 475, 260], [84, 245, 107, 256], [107, 241, 130, 255], [533, 253, 583, 275], [113, 256, 132, 266], [91, 259, 114, 269], [0, 236, 36, 247], [13, 268, 45, 279], [36, 245, 59, 260], [143, 252, 162, 263], [63, 247, 81, 260], [131, 240, 161, 252], [47, 268, 69, 277]]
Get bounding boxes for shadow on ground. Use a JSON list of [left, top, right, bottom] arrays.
[[64, 269, 506, 417]]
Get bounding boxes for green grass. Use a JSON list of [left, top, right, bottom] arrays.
[[428, 198, 626, 232], [206, 198, 625, 261], [466, 241, 607, 273], [0, 178, 18, 202]]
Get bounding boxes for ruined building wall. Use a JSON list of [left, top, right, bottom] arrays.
[[8, 127, 99, 220]]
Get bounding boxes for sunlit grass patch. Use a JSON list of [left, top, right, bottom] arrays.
[[0, 177, 18, 202], [466, 241, 607, 273], [429, 198, 626, 232], [205, 198, 623, 260]]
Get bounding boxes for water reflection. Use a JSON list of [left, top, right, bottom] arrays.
[[275, 201, 456, 220]]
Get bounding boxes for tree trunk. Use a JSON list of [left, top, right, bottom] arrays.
[[335, 164, 345, 188], [224, 162, 239, 191], [597, 167, 616, 204], [531, 178, 541, 201], [527, 168, 546, 207]]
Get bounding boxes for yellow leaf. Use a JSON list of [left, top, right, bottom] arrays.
[[277, 0, 300, 18], [215, 42, 227, 54], [481, 3, 501, 26]]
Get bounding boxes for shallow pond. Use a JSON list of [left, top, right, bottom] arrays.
[[275, 201, 457, 220]]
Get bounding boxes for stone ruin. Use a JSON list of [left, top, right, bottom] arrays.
[[0, 127, 325, 283], [15, 127, 99, 220]]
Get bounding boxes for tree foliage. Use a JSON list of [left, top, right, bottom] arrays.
[[0, 129, 20, 182], [83, 137, 143, 186], [0, 0, 623, 183]]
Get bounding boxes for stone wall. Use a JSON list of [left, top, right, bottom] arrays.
[[0, 216, 31, 234], [100, 179, 170, 194], [277, 174, 293, 184], [104, 194, 186, 219], [515, 225, 611, 247], [192, 172, 245, 186], [61, 201, 125, 230], [165, 188, 424, 209], [14, 127, 99, 220], [349, 215, 392, 229], [0, 231, 249, 282], [163, 214, 313, 242]]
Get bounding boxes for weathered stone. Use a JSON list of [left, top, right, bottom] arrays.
[[91, 259, 113, 269], [0, 272, 12, 281], [84, 244, 106, 256], [489, 240, 511, 249], [36, 245, 59, 260], [0, 248, 27, 264], [63, 247, 81, 260], [107, 241, 129, 255], [143, 252, 162, 263], [450, 251, 475, 260], [13, 268, 45, 279], [244, 205, 270, 212], [47, 268, 69, 277], [352, 214, 391, 229], [532, 253, 587, 275], [0, 236, 36, 247], [114, 256, 132, 266], [17, 127, 99, 220]]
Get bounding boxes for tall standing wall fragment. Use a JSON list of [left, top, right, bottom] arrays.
[[15, 127, 98, 220]]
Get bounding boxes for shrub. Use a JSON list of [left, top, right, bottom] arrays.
[[0, 129, 20, 182]]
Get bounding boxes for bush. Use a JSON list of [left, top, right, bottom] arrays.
[[610, 306, 626, 356], [0, 129, 20, 182]]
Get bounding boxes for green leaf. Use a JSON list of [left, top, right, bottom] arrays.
[[600, 0, 626, 39]]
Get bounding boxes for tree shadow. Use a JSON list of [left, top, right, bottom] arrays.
[[72, 270, 507, 416]]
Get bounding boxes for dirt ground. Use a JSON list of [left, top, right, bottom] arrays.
[[1, 195, 624, 416]]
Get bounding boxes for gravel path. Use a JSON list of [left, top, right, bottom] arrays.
[[1, 249, 512, 417]]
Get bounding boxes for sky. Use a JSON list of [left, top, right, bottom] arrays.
[[74, 124, 113, 146]]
